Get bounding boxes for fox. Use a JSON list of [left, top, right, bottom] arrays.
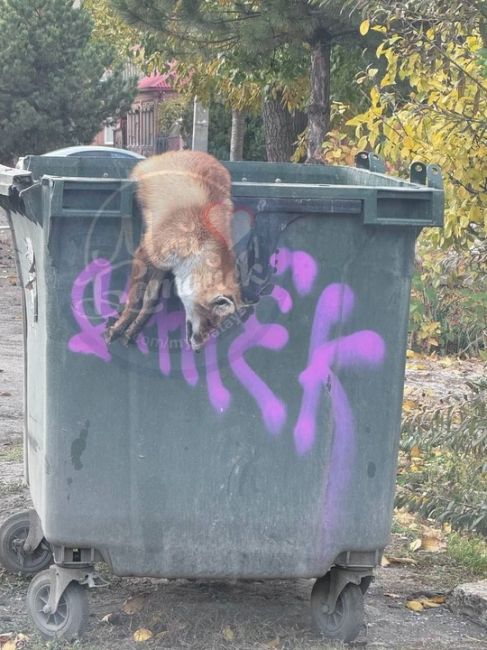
[[105, 150, 244, 351]]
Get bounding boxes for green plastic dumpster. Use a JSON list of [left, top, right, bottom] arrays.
[[0, 151, 443, 642]]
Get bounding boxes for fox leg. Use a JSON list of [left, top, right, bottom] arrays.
[[105, 246, 156, 343], [122, 271, 166, 344]]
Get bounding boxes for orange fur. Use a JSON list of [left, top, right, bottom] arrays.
[[106, 151, 243, 350]]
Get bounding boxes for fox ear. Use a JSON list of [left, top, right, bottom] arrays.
[[210, 295, 235, 316]]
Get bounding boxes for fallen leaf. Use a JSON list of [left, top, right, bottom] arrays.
[[381, 555, 391, 567], [101, 612, 122, 625], [0, 635, 14, 645], [406, 349, 415, 358], [14, 634, 28, 643], [385, 556, 417, 566], [265, 638, 281, 648], [420, 534, 446, 552], [420, 599, 441, 609], [7, 276, 17, 286], [384, 593, 400, 598], [438, 357, 455, 367], [133, 628, 153, 642], [123, 594, 147, 615], [402, 399, 418, 412], [406, 600, 424, 612], [222, 626, 235, 642], [409, 538, 422, 552], [2, 639, 17, 650], [410, 446, 422, 459], [394, 509, 418, 529], [429, 595, 446, 604]]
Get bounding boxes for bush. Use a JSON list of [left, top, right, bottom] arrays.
[[397, 379, 487, 534], [409, 237, 487, 357]]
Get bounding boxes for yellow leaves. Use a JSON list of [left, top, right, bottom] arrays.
[[402, 399, 418, 413], [409, 530, 447, 553], [406, 595, 446, 612], [346, 25, 487, 246], [133, 628, 153, 642], [421, 534, 447, 552], [0, 635, 29, 650], [394, 508, 419, 529], [382, 554, 417, 566], [370, 87, 380, 107], [360, 19, 370, 36], [222, 626, 235, 642], [410, 446, 422, 461], [406, 599, 424, 612]]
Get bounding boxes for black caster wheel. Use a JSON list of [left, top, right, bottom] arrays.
[[0, 511, 52, 576], [311, 573, 364, 643], [26, 569, 89, 640]]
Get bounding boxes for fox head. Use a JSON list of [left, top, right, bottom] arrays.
[[174, 256, 246, 351]]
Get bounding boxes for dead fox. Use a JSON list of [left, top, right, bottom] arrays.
[[105, 150, 244, 351]]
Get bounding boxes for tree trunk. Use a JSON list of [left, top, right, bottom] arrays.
[[262, 94, 307, 162], [230, 109, 246, 161], [307, 33, 331, 163]]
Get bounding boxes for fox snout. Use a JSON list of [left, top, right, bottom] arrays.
[[184, 294, 250, 351], [185, 320, 205, 352]]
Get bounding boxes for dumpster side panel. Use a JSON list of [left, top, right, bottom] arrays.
[[33, 202, 416, 578], [2, 200, 48, 511]]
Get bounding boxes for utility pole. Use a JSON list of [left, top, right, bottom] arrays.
[[192, 98, 209, 152]]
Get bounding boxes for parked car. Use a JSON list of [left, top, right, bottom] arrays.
[[16, 146, 144, 168]]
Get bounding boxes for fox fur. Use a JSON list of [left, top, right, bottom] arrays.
[[105, 150, 243, 350]]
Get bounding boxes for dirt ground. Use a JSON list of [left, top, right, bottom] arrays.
[[0, 216, 486, 650]]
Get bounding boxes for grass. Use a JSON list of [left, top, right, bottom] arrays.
[[398, 378, 487, 535], [0, 479, 23, 495], [0, 443, 23, 463], [447, 532, 487, 575]]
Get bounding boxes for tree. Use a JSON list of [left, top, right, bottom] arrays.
[[344, 0, 487, 245], [111, 0, 368, 161], [0, 0, 136, 164]]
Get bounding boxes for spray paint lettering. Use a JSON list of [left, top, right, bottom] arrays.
[[68, 251, 386, 459]]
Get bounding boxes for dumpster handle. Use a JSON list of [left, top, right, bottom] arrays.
[[0, 164, 33, 197]]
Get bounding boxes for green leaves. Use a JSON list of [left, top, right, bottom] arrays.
[[0, 0, 136, 163]]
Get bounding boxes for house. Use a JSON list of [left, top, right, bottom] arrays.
[[94, 71, 185, 156]]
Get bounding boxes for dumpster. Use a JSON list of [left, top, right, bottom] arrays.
[[0, 151, 443, 642]]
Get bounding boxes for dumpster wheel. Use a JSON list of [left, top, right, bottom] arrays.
[[0, 511, 52, 576], [26, 569, 88, 640], [311, 573, 364, 643]]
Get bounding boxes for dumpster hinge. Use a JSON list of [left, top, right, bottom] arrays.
[[355, 151, 386, 174]]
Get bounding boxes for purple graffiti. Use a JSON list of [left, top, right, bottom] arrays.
[[68, 258, 115, 362], [270, 285, 293, 313], [205, 336, 231, 412], [151, 308, 199, 386], [229, 314, 289, 435], [68, 257, 386, 464], [295, 284, 385, 456], [271, 247, 318, 295]]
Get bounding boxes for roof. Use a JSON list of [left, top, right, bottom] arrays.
[[138, 72, 173, 91]]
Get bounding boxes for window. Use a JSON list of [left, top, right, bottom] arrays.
[[104, 124, 114, 146]]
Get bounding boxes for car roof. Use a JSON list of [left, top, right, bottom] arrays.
[[43, 146, 145, 159]]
